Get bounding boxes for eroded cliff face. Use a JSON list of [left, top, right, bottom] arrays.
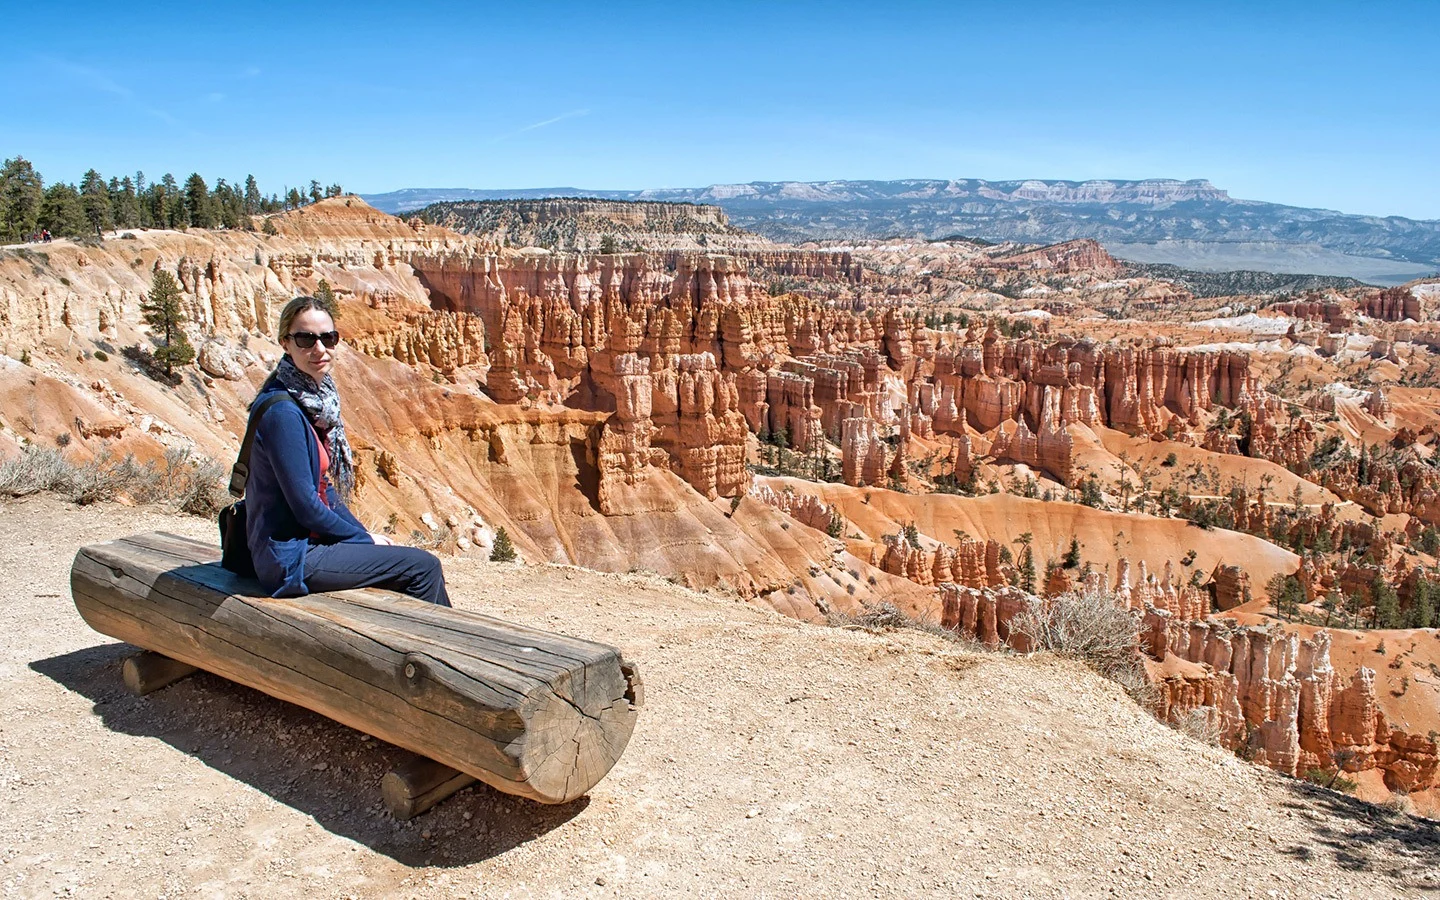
[[930, 569, 1438, 794], [1144, 616, 1437, 792], [406, 238, 1271, 502]]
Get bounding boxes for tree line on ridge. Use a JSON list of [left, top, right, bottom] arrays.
[[0, 155, 342, 242]]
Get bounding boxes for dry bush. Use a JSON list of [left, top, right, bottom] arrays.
[[1172, 708, 1223, 746], [70, 450, 160, 505], [825, 600, 987, 652], [155, 447, 229, 516], [1378, 788, 1413, 817], [409, 525, 454, 552], [0, 446, 74, 496], [1010, 585, 1140, 675], [0, 443, 227, 515], [1010, 585, 1152, 705], [853, 601, 910, 630]]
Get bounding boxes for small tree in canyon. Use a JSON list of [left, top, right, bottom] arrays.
[[141, 270, 194, 379], [314, 278, 336, 307], [490, 527, 517, 563]]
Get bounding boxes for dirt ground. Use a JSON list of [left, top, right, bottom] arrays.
[[2, 495, 1438, 899]]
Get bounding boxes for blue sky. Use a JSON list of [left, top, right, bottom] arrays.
[[4, 0, 1437, 218]]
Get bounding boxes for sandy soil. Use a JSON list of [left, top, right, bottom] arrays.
[[2, 496, 1438, 899]]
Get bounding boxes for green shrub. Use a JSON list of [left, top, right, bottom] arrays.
[[1302, 767, 1358, 794], [490, 527, 517, 562]]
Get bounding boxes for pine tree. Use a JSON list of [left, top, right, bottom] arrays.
[[1408, 580, 1437, 629], [80, 169, 113, 237], [0, 156, 44, 242], [1062, 536, 1081, 569], [243, 175, 262, 215], [1266, 574, 1305, 621], [160, 174, 184, 227], [38, 183, 87, 237], [110, 176, 141, 228], [183, 173, 214, 228], [490, 527, 517, 562], [210, 178, 244, 229], [1019, 546, 1036, 593], [308, 180, 322, 204], [314, 279, 336, 307], [1371, 577, 1401, 629], [134, 171, 148, 227], [903, 522, 920, 549], [141, 270, 195, 378]]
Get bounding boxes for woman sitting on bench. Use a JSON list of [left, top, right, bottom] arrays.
[[243, 295, 451, 606]]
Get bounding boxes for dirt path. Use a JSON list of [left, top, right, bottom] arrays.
[[2, 495, 1437, 899]]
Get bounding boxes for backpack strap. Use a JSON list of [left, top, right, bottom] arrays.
[[229, 392, 298, 498]]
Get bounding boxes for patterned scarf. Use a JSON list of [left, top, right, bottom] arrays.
[[272, 354, 355, 500]]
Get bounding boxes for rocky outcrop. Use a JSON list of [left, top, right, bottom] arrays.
[[1246, 406, 1317, 473], [1362, 387, 1392, 420], [1361, 287, 1421, 322], [595, 353, 667, 514], [986, 239, 1120, 276], [1271, 299, 1353, 331], [1209, 564, 1251, 611], [930, 332, 1257, 438], [347, 308, 488, 374], [879, 535, 1002, 590], [1143, 617, 1438, 791], [196, 338, 249, 381], [842, 417, 890, 487], [1114, 558, 1208, 620], [411, 198, 747, 252], [938, 583, 1035, 649], [747, 484, 838, 533], [649, 352, 749, 500]]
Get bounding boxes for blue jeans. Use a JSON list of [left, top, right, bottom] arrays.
[[303, 542, 452, 606]]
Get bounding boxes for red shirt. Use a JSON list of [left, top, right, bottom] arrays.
[[309, 423, 330, 542]]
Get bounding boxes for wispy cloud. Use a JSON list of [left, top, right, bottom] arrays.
[[206, 92, 226, 103], [489, 108, 589, 143], [241, 65, 262, 78], [40, 56, 186, 129]]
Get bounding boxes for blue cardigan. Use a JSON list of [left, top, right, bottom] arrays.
[[244, 385, 371, 596]]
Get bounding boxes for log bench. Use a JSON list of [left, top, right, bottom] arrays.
[[70, 532, 643, 815]]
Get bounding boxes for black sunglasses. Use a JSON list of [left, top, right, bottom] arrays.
[[286, 330, 340, 349]]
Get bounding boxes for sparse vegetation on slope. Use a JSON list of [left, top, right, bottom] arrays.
[[1121, 261, 1373, 297], [0, 444, 227, 515]]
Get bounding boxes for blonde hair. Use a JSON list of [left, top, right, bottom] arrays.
[[276, 294, 338, 344]]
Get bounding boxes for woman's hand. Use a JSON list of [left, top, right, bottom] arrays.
[[370, 532, 394, 546]]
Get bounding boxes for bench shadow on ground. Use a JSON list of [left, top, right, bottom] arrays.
[[1275, 777, 1440, 892], [31, 643, 589, 868]]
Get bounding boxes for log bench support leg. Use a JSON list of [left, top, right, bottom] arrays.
[[122, 650, 200, 697], [382, 753, 479, 820]]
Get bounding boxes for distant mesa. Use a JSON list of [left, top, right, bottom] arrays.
[[364, 178, 1440, 285]]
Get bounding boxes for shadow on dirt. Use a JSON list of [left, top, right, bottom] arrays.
[[31, 643, 588, 867], [1274, 777, 1440, 892]]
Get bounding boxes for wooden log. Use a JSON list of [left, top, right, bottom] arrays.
[[71, 532, 642, 804], [122, 650, 199, 696], [382, 754, 478, 820]]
